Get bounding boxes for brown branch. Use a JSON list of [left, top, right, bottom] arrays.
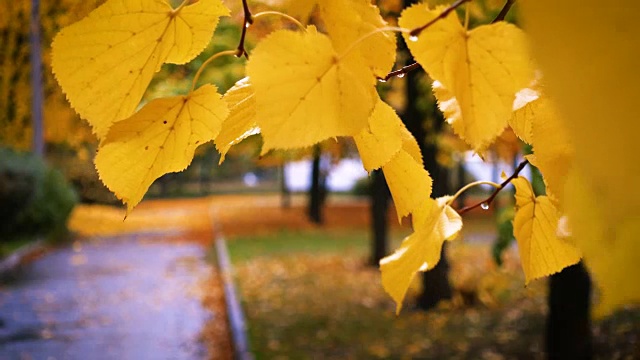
[[379, 62, 421, 82], [409, 0, 471, 38], [236, 0, 253, 58], [457, 159, 529, 214], [492, 0, 516, 23]]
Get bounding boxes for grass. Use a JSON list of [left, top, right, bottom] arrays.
[[226, 228, 640, 359], [227, 229, 372, 263], [0, 237, 35, 259]]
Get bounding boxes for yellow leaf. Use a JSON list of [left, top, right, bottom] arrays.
[[382, 149, 432, 221], [400, 122, 423, 166], [353, 98, 402, 172], [400, 4, 534, 150], [52, 0, 229, 138], [523, 0, 640, 313], [95, 85, 229, 212], [508, 87, 540, 145], [247, 26, 376, 152], [511, 177, 581, 284], [380, 197, 462, 313], [528, 96, 573, 206], [319, 0, 396, 77], [565, 170, 640, 316], [216, 78, 260, 164], [257, 0, 318, 22]]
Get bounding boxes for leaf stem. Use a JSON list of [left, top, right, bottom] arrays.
[[253, 11, 305, 31], [379, 62, 422, 82], [464, 2, 470, 30], [448, 180, 501, 207], [455, 159, 529, 214], [190, 50, 238, 93], [409, 0, 471, 38], [492, 0, 516, 23], [236, 0, 254, 58], [338, 26, 409, 62]]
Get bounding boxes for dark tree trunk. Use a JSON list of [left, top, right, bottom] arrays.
[[370, 169, 390, 266], [398, 0, 453, 308], [546, 262, 592, 360], [308, 145, 324, 224], [280, 165, 291, 209]]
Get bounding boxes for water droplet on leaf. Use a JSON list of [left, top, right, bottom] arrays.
[[409, 35, 419, 42]]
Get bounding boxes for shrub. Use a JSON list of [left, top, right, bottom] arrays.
[[0, 147, 78, 244]]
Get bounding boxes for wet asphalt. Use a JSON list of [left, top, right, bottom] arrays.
[[0, 234, 215, 360]]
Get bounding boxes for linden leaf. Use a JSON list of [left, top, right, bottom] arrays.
[[52, 0, 229, 139], [400, 123, 423, 166], [524, 0, 640, 314], [527, 96, 573, 205], [256, 0, 318, 22], [216, 78, 260, 164], [508, 87, 540, 145], [382, 149, 432, 221], [565, 170, 640, 316], [400, 4, 534, 150], [380, 197, 462, 313], [95, 85, 229, 212], [246, 26, 376, 152], [511, 177, 581, 284], [353, 98, 403, 172], [318, 0, 396, 77]]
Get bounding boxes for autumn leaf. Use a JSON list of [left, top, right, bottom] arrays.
[[95, 85, 229, 212], [382, 150, 432, 221], [380, 197, 462, 313], [247, 26, 376, 152], [318, 0, 396, 78], [400, 4, 534, 151], [508, 87, 540, 145], [527, 96, 573, 205], [511, 177, 581, 284], [523, 0, 640, 313], [353, 98, 403, 172], [216, 78, 260, 164], [52, 0, 229, 138], [256, 0, 318, 23]]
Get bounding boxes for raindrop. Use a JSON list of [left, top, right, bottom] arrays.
[[378, 78, 387, 83], [409, 35, 419, 42], [480, 202, 489, 210], [397, 73, 405, 78], [245, 22, 250, 28]]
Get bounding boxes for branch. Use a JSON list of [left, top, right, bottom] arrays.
[[236, 0, 253, 58], [492, 0, 516, 23], [379, 62, 421, 82], [409, 0, 471, 38], [456, 159, 529, 214]]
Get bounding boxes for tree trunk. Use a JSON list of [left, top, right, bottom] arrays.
[[280, 165, 291, 209], [398, 0, 454, 307], [546, 262, 592, 359], [370, 169, 389, 266], [308, 145, 324, 224]]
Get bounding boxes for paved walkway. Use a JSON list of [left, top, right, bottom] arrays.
[[0, 234, 216, 360]]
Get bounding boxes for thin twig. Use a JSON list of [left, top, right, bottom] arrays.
[[492, 0, 516, 23], [456, 159, 529, 214], [236, 0, 253, 58], [409, 0, 471, 38], [379, 62, 421, 82]]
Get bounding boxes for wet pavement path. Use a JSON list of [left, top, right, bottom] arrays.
[[0, 234, 215, 360]]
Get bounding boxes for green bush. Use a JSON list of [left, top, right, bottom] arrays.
[[350, 176, 371, 197], [0, 147, 78, 244]]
